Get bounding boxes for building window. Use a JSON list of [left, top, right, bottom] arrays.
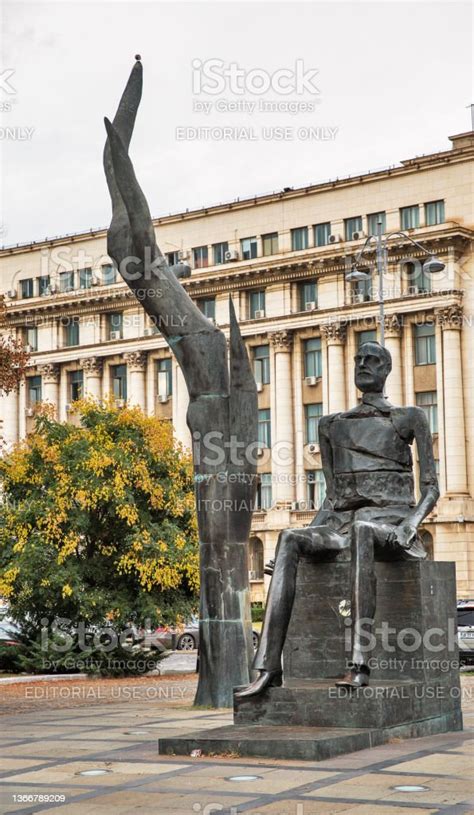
[[414, 323, 436, 365], [425, 200, 445, 226], [241, 236, 258, 260], [68, 370, 84, 402], [400, 205, 420, 230], [64, 317, 80, 347], [258, 408, 271, 448], [256, 473, 272, 510], [102, 264, 117, 285], [38, 275, 50, 296], [24, 326, 38, 351], [193, 245, 209, 269], [314, 222, 331, 247], [196, 297, 216, 321], [291, 226, 308, 251], [416, 391, 438, 433], [157, 358, 172, 399], [249, 289, 266, 319], [367, 212, 386, 236], [212, 242, 229, 265], [404, 260, 432, 294], [307, 470, 326, 510], [262, 232, 279, 256], [20, 278, 34, 299], [111, 364, 127, 401], [107, 312, 123, 340], [27, 375, 42, 405], [299, 280, 318, 311], [305, 403, 323, 444], [357, 329, 377, 347], [79, 268, 92, 289], [59, 271, 75, 292], [351, 275, 373, 303], [166, 251, 180, 267], [249, 537, 264, 580], [303, 338, 322, 378], [344, 216, 363, 241], [253, 345, 270, 385]]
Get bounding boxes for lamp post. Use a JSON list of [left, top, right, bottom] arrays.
[[345, 217, 445, 347]]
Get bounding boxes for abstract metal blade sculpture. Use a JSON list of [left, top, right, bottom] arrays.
[[103, 59, 258, 707]]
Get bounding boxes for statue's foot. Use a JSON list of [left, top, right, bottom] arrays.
[[335, 664, 370, 690], [234, 670, 282, 699]]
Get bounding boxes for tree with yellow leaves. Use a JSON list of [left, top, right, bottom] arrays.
[[0, 400, 199, 634]]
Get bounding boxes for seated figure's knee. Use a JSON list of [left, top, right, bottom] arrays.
[[352, 519, 374, 535], [275, 528, 299, 559]]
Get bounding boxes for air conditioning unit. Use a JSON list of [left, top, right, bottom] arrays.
[[308, 443, 319, 454], [158, 394, 169, 403], [407, 285, 419, 294], [254, 309, 265, 319], [7, 289, 17, 299], [178, 250, 189, 261], [225, 249, 239, 261], [305, 376, 319, 386], [351, 292, 365, 304], [91, 276, 100, 286], [328, 234, 341, 244], [305, 301, 317, 311], [109, 330, 121, 340], [115, 398, 125, 408], [25, 407, 35, 417], [24, 344, 33, 353], [256, 382, 263, 393], [249, 570, 260, 580], [48, 284, 58, 294], [352, 230, 366, 241], [257, 447, 265, 457], [143, 327, 157, 336]]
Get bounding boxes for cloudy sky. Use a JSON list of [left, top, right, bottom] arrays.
[[1, 0, 472, 246]]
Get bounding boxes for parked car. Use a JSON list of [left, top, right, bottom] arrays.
[[0, 618, 21, 646], [142, 618, 260, 652], [457, 600, 474, 665]]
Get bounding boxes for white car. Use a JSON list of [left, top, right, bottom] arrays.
[[457, 601, 474, 665]]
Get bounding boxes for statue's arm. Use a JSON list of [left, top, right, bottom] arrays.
[[405, 407, 440, 528]]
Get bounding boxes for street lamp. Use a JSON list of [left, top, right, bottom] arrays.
[[345, 217, 445, 346]]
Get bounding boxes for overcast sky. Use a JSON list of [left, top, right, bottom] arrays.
[[1, 0, 472, 247]]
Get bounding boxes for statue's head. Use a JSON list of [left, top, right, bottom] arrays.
[[354, 341, 392, 393]]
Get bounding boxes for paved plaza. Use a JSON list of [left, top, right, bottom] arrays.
[[0, 672, 472, 815]]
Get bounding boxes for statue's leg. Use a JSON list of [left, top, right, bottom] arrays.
[[336, 520, 375, 689]]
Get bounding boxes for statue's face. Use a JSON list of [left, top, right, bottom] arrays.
[[354, 344, 390, 393]]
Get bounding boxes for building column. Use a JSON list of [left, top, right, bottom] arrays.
[[124, 351, 147, 411], [1, 389, 19, 448], [321, 322, 347, 413], [40, 364, 60, 417], [292, 334, 306, 505], [437, 305, 468, 495], [172, 362, 191, 449], [80, 357, 103, 400], [269, 330, 295, 504], [384, 314, 403, 405]]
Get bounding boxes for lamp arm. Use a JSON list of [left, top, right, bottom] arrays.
[[353, 234, 377, 265], [384, 231, 434, 256]]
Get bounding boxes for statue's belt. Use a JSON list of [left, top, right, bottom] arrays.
[[332, 470, 414, 509]]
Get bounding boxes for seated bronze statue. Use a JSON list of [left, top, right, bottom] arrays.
[[236, 341, 439, 697]]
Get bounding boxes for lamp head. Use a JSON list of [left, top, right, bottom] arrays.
[[346, 266, 371, 283], [422, 255, 445, 274]]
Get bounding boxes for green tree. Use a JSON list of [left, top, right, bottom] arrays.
[[0, 400, 199, 633]]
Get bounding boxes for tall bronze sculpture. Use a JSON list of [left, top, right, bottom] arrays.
[[236, 340, 440, 697], [103, 59, 258, 708]]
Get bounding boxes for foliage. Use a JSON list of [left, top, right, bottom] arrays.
[[0, 400, 200, 643], [251, 603, 264, 623]]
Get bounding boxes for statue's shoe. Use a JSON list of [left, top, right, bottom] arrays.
[[335, 665, 370, 690], [234, 670, 283, 698]]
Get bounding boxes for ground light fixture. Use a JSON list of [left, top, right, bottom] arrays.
[[226, 775, 262, 782], [77, 769, 112, 777], [392, 785, 431, 792]]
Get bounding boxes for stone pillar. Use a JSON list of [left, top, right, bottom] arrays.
[[1, 389, 19, 448], [437, 305, 468, 495], [124, 351, 147, 411], [40, 364, 60, 417], [172, 362, 191, 449], [321, 322, 347, 413], [384, 314, 403, 405], [293, 334, 306, 505], [80, 357, 103, 401], [269, 330, 295, 504]]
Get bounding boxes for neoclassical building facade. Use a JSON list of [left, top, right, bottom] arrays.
[[1, 130, 473, 599]]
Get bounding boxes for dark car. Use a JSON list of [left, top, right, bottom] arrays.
[[458, 601, 474, 665]]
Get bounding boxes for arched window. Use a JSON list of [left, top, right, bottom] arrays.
[[249, 537, 264, 580], [420, 529, 434, 560]]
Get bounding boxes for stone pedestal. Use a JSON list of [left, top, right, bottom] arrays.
[[159, 560, 462, 761]]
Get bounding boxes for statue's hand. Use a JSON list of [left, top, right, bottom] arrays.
[[387, 522, 418, 550]]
